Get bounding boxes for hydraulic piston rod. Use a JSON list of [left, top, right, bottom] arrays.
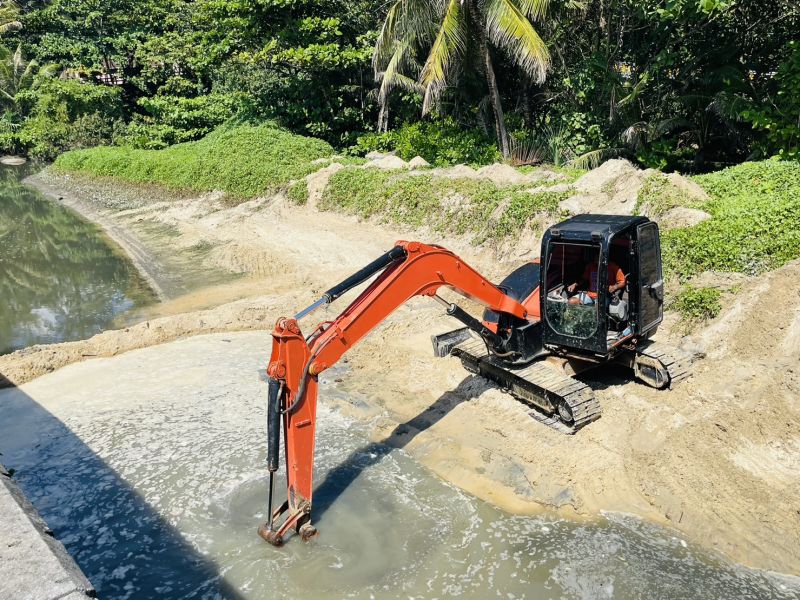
[[294, 246, 407, 320]]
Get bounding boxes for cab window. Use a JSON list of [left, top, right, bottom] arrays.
[[544, 242, 600, 339]]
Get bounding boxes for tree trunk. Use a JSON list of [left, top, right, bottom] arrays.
[[377, 101, 389, 133], [479, 32, 510, 158]]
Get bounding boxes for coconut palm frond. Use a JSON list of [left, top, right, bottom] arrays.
[[518, 0, 550, 22], [570, 147, 628, 170], [420, 0, 466, 114], [0, 1, 21, 36], [373, 1, 402, 71], [621, 121, 647, 149], [0, 20, 20, 35], [707, 92, 749, 121], [420, 0, 466, 87], [617, 71, 650, 108], [484, 0, 550, 82], [423, 79, 451, 116], [377, 38, 425, 113], [650, 117, 694, 139]]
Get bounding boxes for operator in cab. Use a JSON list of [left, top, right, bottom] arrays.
[[567, 260, 626, 305]]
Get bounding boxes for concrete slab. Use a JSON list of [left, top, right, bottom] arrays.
[[0, 463, 96, 600]]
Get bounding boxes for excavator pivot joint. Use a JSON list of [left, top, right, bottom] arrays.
[[257, 523, 284, 547]]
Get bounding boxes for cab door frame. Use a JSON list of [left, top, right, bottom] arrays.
[[635, 221, 664, 335]]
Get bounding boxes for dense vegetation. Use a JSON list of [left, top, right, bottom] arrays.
[[662, 160, 800, 279], [0, 0, 796, 167]]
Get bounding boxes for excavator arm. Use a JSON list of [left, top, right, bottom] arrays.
[[258, 241, 529, 545]]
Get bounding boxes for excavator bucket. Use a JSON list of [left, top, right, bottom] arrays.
[[431, 327, 472, 358]]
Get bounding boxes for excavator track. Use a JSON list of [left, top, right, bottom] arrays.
[[452, 336, 601, 434], [632, 340, 694, 389]]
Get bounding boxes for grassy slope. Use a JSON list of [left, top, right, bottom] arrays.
[[320, 167, 574, 242], [53, 124, 800, 284], [53, 125, 333, 199], [662, 160, 800, 280]]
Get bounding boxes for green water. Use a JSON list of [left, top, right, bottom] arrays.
[[0, 165, 155, 354]]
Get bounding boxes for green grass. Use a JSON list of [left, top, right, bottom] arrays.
[[663, 160, 800, 280], [53, 124, 333, 200], [286, 179, 309, 205], [672, 285, 722, 321], [320, 167, 568, 242]]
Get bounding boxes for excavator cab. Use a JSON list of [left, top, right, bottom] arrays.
[[540, 215, 664, 357]]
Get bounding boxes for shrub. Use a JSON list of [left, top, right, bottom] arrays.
[[54, 124, 334, 201], [673, 286, 722, 321], [743, 40, 800, 160], [116, 93, 257, 149], [1, 80, 123, 159], [351, 118, 501, 166]]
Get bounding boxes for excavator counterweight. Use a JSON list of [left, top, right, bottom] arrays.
[[258, 217, 693, 545]]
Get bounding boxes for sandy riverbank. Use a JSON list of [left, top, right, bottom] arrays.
[[2, 168, 799, 576]]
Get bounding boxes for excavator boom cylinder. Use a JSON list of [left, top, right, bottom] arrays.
[[294, 246, 408, 320]]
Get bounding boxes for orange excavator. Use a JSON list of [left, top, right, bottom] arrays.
[[258, 215, 691, 546]]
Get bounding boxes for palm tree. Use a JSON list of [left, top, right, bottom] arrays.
[[374, 0, 551, 158], [0, 1, 21, 36], [0, 44, 56, 111]]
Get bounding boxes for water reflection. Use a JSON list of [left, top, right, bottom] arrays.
[[0, 165, 155, 353]]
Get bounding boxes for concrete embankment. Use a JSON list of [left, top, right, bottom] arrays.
[[0, 463, 96, 599]]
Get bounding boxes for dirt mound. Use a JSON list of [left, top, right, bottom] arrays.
[[559, 159, 655, 215], [658, 206, 711, 229], [304, 162, 344, 209], [666, 172, 709, 201], [365, 155, 408, 169], [423, 162, 567, 186]]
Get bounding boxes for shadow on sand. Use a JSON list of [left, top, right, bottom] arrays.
[[312, 375, 483, 524]]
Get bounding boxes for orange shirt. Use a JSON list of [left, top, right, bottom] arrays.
[[582, 261, 625, 299]]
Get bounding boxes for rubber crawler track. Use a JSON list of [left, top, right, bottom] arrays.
[[634, 339, 694, 388], [452, 337, 601, 435]]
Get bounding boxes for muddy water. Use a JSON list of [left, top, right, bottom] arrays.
[[0, 333, 796, 599], [0, 166, 155, 353]]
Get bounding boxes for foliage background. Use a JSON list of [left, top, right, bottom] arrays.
[[0, 0, 797, 165]]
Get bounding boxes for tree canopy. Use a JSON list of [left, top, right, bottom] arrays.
[[0, 0, 797, 167]]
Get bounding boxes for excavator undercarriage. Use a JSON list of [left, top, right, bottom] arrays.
[[257, 215, 695, 545], [440, 329, 691, 433]]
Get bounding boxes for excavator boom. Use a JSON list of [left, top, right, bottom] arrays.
[[258, 241, 528, 545]]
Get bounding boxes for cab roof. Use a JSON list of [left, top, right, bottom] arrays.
[[546, 214, 649, 244]]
